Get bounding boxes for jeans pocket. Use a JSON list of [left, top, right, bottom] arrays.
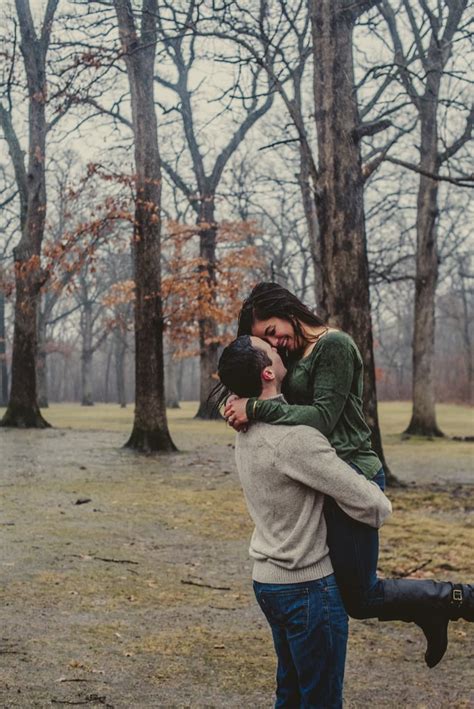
[[258, 588, 309, 639], [324, 583, 349, 626]]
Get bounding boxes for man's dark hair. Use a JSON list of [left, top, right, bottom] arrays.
[[215, 335, 272, 406]]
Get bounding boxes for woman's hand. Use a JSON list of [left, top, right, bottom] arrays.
[[224, 396, 249, 432]]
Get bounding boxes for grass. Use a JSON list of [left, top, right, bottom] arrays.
[[1, 398, 470, 437], [1, 400, 471, 483], [1, 400, 473, 706], [7, 399, 470, 471]]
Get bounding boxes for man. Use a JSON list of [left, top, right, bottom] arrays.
[[218, 335, 392, 709]]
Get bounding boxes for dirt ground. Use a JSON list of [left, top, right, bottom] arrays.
[[1, 405, 473, 708]]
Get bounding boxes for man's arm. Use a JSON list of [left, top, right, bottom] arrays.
[[278, 426, 392, 528]]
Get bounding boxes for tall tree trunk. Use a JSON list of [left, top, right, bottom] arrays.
[[115, 0, 176, 452], [104, 342, 112, 403], [80, 301, 94, 406], [61, 356, 70, 402], [0, 0, 57, 428], [37, 309, 48, 408], [81, 350, 94, 406], [404, 110, 443, 436], [114, 329, 127, 408], [458, 264, 473, 403], [195, 197, 220, 420], [0, 292, 8, 406], [298, 144, 325, 313], [310, 0, 393, 480], [164, 336, 180, 409], [176, 357, 185, 402], [2, 249, 49, 426]]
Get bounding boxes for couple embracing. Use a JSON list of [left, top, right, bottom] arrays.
[[216, 282, 473, 708]]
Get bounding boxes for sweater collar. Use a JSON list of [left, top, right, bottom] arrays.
[[259, 393, 287, 403]]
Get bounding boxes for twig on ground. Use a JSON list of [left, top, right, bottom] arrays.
[[0, 650, 27, 655], [70, 554, 139, 565], [396, 559, 432, 578], [57, 678, 95, 683], [181, 578, 231, 591], [51, 695, 109, 706], [93, 556, 138, 565]]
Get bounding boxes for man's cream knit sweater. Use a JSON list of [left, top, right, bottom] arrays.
[[235, 420, 392, 584]]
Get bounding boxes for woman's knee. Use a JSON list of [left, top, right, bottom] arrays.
[[339, 588, 373, 619]]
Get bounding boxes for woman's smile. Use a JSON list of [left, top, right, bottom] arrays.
[[251, 317, 296, 351]]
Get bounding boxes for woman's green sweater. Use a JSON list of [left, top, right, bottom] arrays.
[[246, 330, 382, 479]]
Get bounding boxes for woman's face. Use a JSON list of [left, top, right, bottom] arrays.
[[251, 316, 298, 351]]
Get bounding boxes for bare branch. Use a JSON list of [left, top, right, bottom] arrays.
[[438, 103, 473, 164], [380, 0, 420, 109], [352, 118, 392, 142], [0, 104, 27, 227], [386, 155, 474, 187]]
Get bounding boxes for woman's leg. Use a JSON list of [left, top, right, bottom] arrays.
[[324, 467, 474, 667], [323, 492, 384, 617], [323, 466, 386, 616]]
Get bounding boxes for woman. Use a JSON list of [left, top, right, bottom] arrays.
[[224, 282, 473, 668]]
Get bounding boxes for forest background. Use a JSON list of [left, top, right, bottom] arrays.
[[0, 0, 472, 457]]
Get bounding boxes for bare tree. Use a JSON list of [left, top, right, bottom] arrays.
[[71, 267, 110, 406], [114, 0, 176, 451], [0, 0, 60, 427], [381, 0, 472, 436], [155, 0, 275, 418], [37, 290, 80, 407]]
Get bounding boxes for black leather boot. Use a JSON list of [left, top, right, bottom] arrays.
[[377, 579, 474, 668]]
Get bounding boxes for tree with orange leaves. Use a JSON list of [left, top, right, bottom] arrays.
[[161, 219, 262, 360]]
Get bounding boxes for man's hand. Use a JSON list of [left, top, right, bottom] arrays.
[[224, 396, 249, 432]]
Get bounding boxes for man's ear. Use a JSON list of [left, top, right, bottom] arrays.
[[262, 367, 275, 382]]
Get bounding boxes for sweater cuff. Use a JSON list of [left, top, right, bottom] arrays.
[[246, 397, 258, 420]]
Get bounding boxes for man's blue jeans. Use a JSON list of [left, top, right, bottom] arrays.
[[253, 574, 348, 708], [323, 467, 387, 618]]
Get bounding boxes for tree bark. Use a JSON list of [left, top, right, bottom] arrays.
[[36, 308, 48, 408], [310, 0, 394, 481], [458, 264, 473, 403], [0, 0, 57, 428], [0, 292, 8, 407], [104, 342, 112, 403], [114, 328, 127, 408], [115, 0, 176, 451], [164, 336, 180, 409], [298, 143, 325, 314], [194, 198, 220, 420], [80, 300, 94, 406]]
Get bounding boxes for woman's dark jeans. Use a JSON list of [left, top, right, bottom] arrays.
[[323, 466, 387, 618], [253, 575, 348, 709]]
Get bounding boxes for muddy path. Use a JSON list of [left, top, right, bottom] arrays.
[[0, 420, 473, 708]]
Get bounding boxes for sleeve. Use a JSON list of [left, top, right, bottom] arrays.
[[279, 427, 392, 529], [246, 335, 355, 436]]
